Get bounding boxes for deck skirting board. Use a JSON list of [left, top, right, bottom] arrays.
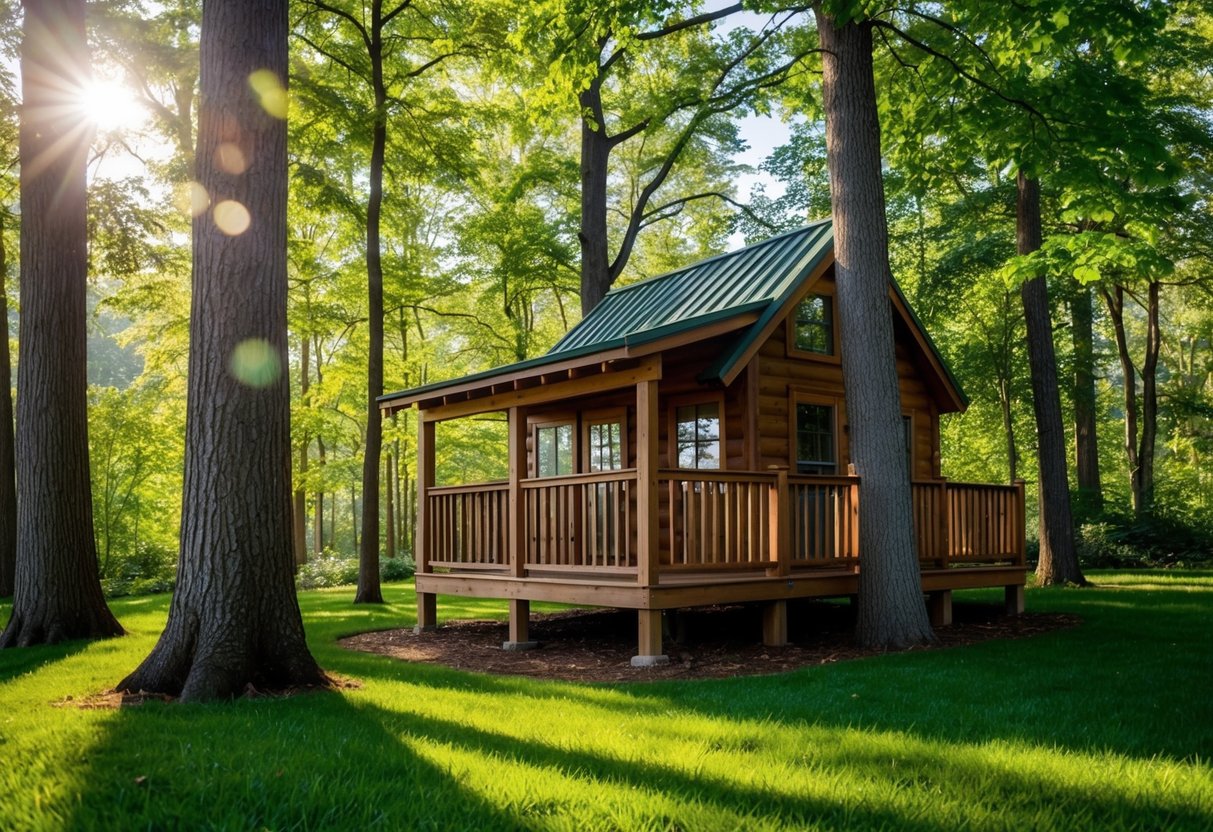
[[415, 565, 1026, 611]]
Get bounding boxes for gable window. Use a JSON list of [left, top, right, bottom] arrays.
[[795, 403, 836, 475], [793, 294, 834, 355], [535, 423, 574, 477], [585, 413, 626, 472], [675, 402, 721, 469]]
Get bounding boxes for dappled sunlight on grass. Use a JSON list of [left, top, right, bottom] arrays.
[[0, 574, 1208, 828]]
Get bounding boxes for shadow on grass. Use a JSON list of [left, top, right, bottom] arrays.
[[62, 689, 526, 830], [0, 638, 94, 685], [321, 581, 1213, 766]]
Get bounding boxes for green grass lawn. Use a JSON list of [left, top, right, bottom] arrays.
[[1, 572, 1210, 831]]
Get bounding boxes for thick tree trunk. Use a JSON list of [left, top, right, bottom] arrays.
[[2, 0, 122, 645], [293, 333, 310, 567], [355, 6, 386, 603], [579, 77, 612, 315], [816, 8, 933, 648], [0, 217, 16, 598], [1069, 284, 1102, 517], [117, 0, 326, 699], [1017, 174, 1084, 586]]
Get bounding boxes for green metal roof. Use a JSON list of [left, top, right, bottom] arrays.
[[379, 220, 967, 410], [548, 220, 834, 357]]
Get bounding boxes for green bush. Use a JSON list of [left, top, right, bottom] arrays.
[[100, 541, 177, 598], [295, 550, 414, 590], [1077, 510, 1213, 569]]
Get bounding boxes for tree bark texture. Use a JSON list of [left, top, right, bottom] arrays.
[[816, 8, 934, 648], [1017, 174, 1084, 586], [1, 0, 123, 645], [355, 3, 387, 604], [1069, 284, 1102, 517], [0, 217, 16, 598], [293, 333, 310, 566], [579, 76, 612, 315], [117, 0, 326, 699]]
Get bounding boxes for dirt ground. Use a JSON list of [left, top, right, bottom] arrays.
[[340, 602, 1078, 684]]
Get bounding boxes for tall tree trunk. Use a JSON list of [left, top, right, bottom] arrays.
[[292, 332, 310, 567], [117, 0, 326, 699], [0, 217, 15, 598], [579, 75, 612, 315], [1102, 285, 1141, 514], [815, 8, 933, 648], [384, 453, 395, 559], [355, 3, 386, 604], [2, 0, 122, 646], [1139, 281, 1160, 516], [313, 340, 325, 556], [997, 375, 1018, 482], [1070, 283, 1102, 517], [1017, 174, 1084, 586]]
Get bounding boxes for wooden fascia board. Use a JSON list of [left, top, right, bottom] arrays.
[[380, 347, 632, 414], [888, 291, 966, 414], [383, 310, 757, 417], [716, 255, 835, 387], [420, 355, 663, 422]]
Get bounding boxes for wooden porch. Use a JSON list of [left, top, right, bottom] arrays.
[[415, 459, 1027, 663]]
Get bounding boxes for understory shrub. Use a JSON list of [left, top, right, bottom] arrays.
[[295, 550, 415, 590], [1077, 510, 1213, 568], [101, 542, 177, 598]]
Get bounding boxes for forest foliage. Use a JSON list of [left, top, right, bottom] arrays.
[[2, 0, 1211, 594]]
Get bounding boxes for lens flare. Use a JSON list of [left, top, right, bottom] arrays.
[[248, 69, 288, 119], [229, 339, 281, 388], [213, 200, 250, 235]]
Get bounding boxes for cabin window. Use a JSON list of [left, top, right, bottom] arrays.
[[675, 402, 721, 469], [793, 294, 834, 355], [586, 417, 625, 472], [795, 403, 836, 475], [535, 423, 574, 477]]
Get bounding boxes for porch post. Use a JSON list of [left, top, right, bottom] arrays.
[[508, 406, 527, 579], [414, 414, 437, 633], [503, 598, 537, 651], [928, 590, 953, 627], [1014, 478, 1027, 567], [632, 378, 668, 666], [762, 600, 788, 647], [1005, 584, 1025, 616]]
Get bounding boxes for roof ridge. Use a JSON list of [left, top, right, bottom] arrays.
[[603, 220, 832, 298]]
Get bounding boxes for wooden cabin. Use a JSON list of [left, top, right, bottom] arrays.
[[380, 221, 1026, 665]]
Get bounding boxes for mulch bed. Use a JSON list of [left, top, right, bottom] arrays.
[[341, 602, 1079, 684]]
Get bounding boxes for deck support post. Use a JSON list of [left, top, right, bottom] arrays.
[[1005, 584, 1024, 616], [508, 406, 527, 578], [414, 592, 437, 633], [927, 590, 952, 627], [636, 377, 660, 589], [503, 599, 537, 650], [631, 609, 668, 666], [414, 416, 436, 632], [762, 600, 788, 646]]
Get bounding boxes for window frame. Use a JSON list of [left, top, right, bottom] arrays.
[[787, 287, 841, 363], [667, 393, 727, 470], [788, 391, 841, 476], [530, 416, 577, 478], [581, 408, 629, 472]]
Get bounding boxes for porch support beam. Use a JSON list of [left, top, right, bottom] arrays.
[[636, 376, 660, 589], [928, 590, 953, 627], [414, 592, 437, 633], [508, 406, 527, 578], [762, 600, 788, 646], [414, 416, 437, 633], [1005, 584, 1025, 616], [503, 599, 537, 651], [631, 609, 668, 666]]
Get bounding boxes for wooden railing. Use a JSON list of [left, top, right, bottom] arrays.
[[524, 469, 637, 570], [660, 471, 776, 570], [426, 482, 509, 568], [913, 480, 1024, 565], [422, 472, 1024, 579], [788, 475, 861, 565]]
